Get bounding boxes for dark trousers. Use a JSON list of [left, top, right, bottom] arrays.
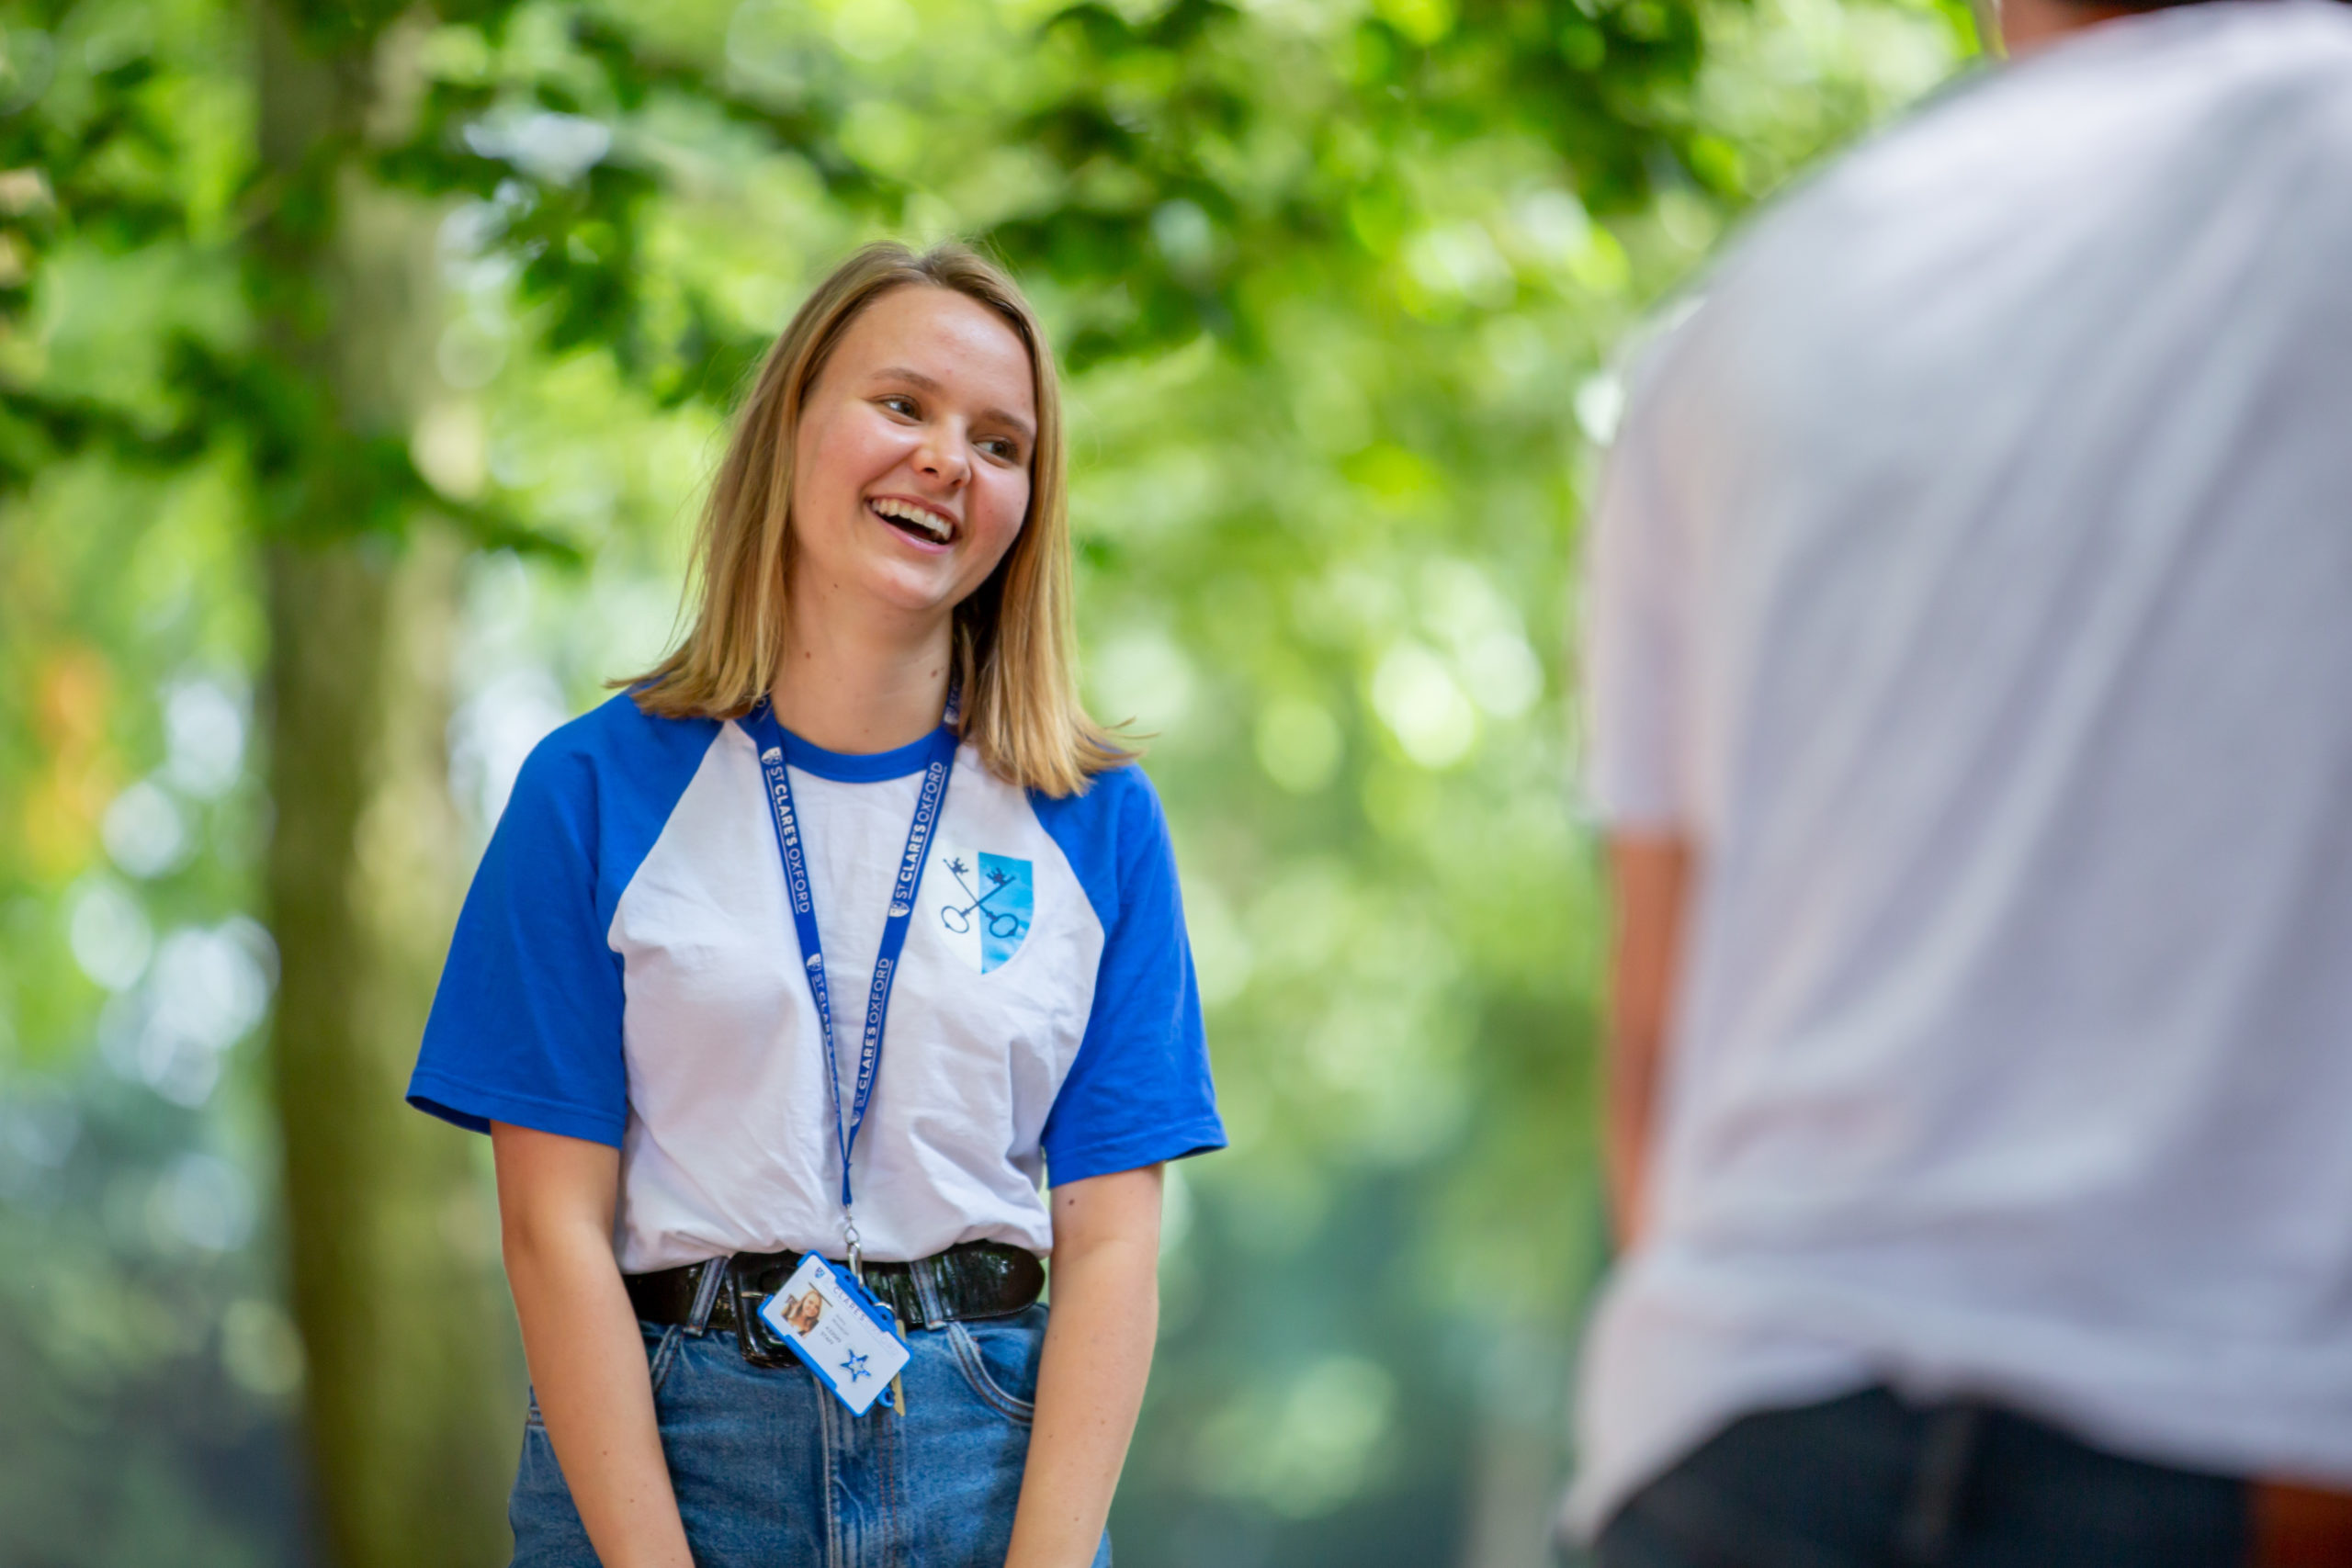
[[1596, 1387, 2248, 1568]]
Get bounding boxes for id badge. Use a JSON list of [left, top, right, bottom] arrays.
[[755, 1253, 910, 1416]]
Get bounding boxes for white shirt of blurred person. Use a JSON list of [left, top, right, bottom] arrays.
[[1573, 0, 2352, 1559]]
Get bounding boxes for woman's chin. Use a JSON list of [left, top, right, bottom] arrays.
[[795, 541, 990, 627], [843, 564, 970, 625]]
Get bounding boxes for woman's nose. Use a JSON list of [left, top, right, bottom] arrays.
[[916, 425, 971, 485]]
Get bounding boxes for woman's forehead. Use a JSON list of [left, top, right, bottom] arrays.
[[833, 287, 1035, 417]]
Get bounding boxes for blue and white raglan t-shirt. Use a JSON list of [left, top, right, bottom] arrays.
[[407, 692, 1226, 1274]]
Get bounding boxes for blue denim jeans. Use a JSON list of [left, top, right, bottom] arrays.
[[510, 1303, 1110, 1567], [1595, 1387, 2246, 1568]]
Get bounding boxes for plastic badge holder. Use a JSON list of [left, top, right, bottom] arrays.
[[755, 1253, 910, 1417]]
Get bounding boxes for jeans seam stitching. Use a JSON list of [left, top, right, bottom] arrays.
[[883, 1389, 902, 1568], [948, 1320, 1036, 1423], [822, 1392, 845, 1568]]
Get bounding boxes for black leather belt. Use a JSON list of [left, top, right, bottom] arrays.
[[628, 1241, 1044, 1344]]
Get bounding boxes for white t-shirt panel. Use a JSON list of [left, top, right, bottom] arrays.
[[609, 723, 1102, 1271]]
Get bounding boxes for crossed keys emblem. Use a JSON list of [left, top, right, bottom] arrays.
[[940, 855, 1026, 939]]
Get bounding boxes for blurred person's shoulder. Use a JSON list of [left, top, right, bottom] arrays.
[[1625, 0, 2352, 441], [1777, 0, 2352, 244]]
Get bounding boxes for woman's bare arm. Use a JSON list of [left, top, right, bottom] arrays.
[[1002, 1165, 1165, 1568], [492, 1122, 693, 1568], [1605, 832, 1694, 1248]]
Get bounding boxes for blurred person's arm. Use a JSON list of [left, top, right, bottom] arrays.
[[1579, 341, 1702, 1254], [1606, 832, 1693, 1248], [1004, 1165, 1163, 1568], [492, 1122, 693, 1568]]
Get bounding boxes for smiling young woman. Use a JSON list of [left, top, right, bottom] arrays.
[[631, 243, 1125, 795], [405, 242, 1226, 1568]]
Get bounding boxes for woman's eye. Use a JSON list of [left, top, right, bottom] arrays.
[[879, 395, 918, 417], [979, 438, 1022, 462]]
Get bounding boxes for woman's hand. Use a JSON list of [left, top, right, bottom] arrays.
[[492, 1122, 695, 1568], [1002, 1165, 1165, 1568]]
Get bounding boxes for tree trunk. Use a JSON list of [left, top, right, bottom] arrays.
[[255, 5, 514, 1563], [266, 534, 513, 1568]]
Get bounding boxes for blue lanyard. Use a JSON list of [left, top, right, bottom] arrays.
[[746, 694, 960, 1255]]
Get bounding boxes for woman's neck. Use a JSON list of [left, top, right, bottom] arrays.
[[768, 579, 954, 756]]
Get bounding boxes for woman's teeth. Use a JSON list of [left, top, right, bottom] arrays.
[[871, 498, 952, 541]]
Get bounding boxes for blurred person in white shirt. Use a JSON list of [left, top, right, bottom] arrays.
[[1571, 1, 2352, 1563]]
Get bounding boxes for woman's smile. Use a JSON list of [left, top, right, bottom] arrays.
[[867, 493, 957, 549]]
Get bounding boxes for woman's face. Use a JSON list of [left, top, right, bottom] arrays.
[[787, 285, 1037, 631]]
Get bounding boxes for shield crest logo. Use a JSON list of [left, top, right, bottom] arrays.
[[931, 844, 1033, 974]]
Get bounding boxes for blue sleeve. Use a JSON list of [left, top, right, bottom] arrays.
[[1035, 766, 1227, 1185], [407, 697, 714, 1146]]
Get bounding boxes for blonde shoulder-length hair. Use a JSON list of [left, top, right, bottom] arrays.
[[625, 241, 1126, 797]]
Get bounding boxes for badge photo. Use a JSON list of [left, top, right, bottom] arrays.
[[756, 1254, 911, 1417]]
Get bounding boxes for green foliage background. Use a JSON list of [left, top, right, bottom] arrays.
[[0, 0, 1969, 1562]]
